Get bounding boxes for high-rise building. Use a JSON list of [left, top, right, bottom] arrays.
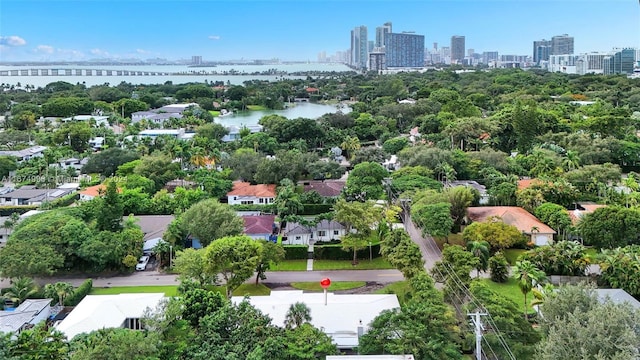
[[533, 39, 551, 64], [375, 22, 392, 48], [451, 36, 465, 64], [369, 51, 386, 72], [386, 32, 425, 68], [191, 56, 203, 65], [604, 48, 636, 75], [551, 34, 574, 55], [350, 25, 368, 70], [482, 51, 499, 64]]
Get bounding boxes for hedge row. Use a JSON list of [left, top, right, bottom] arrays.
[[300, 204, 333, 215], [64, 279, 93, 306], [0, 205, 38, 216], [282, 243, 383, 261], [284, 245, 308, 260], [41, 193, 79, 209], [314, 243, 382, 260]]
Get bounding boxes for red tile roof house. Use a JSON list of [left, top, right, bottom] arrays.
[[243, 215, 277, 241], [227, 182, 276, 206], [299, 180, 346, 198], [466, 206, 556, 246], [78, 184, 121, 201]]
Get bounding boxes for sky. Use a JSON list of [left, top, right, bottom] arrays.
[[0, 0, 639, 62]]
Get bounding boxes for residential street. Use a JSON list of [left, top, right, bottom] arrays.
[[402, 211, 443, 270], [0, 269, 403, 288]]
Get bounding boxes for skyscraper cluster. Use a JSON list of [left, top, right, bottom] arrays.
[[533, 34, 574, 64], [349, 22, 426, 71]]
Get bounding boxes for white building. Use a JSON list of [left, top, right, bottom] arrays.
[[0, 146, 47, 163], [226, 182, 276, 206], [232, 291, 400, 350], [0, 299, 52, 336], [55, 293, 165, 340], [61, 115, 109, 127], [282, 220, 347, 245], [547, 54, 578, 74]]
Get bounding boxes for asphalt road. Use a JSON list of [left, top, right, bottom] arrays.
[[0, 269, 404, 288]]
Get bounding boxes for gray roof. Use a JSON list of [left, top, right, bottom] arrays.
[[127, 215, 175, 241], [0, 311, 38, 333], [15, 299, 52, 313], [0, 146, 47, 159], [2, 188, 73, 202], [285, 220, 345, 236], [595, 289, 640, 310], [448, 180, 487, 195], [0, 298, 52, 334]]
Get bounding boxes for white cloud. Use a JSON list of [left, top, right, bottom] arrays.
[[0, 35, 27, 46], [208, 35, 221, 40], [34, 45, 54, 54], [90, 48, 109, 56], [57, 48, 85, 59], [136, 48, 150, 54]]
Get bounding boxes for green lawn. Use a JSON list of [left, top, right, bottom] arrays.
[[375, 281, 412, 305], [313, 257, 394, 270], [208, 110, 221, 116], [90, 286, 179, 296], [213, 284, 271, 296], [479, 278, 535, 314], [504, 249, 528, 265], [246, 105, 267, 111], [271, 260, 307, 271], [291, 281, 365, 292]]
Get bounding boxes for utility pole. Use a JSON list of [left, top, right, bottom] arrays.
[[469, 311, 488, 360]]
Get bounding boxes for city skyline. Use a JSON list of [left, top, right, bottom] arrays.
[[1, 0, 639, 62]]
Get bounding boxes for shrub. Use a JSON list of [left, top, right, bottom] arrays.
[[489, 252, 509, 283], [314, 243, 382, 260], [64, 279, 93, 306], [283, 245, 308, 260], [0, 205, 38, 216]]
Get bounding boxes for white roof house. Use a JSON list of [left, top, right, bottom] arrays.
[[55, 293, 164, 340], [0, 299, 52, 335], [61, 115, 109, 127], [232, 290, 400, 350]]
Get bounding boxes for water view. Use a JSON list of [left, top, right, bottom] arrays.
[[214, 102, 350, 126], [0, 63, 353, 88]]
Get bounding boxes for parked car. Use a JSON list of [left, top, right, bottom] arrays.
[[136, 256, 150, 271]]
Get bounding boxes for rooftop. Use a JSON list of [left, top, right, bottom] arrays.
[[243, 215, 276, 235], [232, 291, 400, 349], [55, 293, 164, 340], [0, 146, 47, 159], [227, 181, 276, 198], [130, 215, 175, 241], [0, 298, 52, 334], [467, 206, 556, 234], [300, 180, 346, 197], [595, 289, 640, 310]]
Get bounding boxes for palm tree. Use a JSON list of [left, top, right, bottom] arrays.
[[563, 150, 581, 171], [44, 282, 74, 306], [513, 260, 546, 318], [274, 179, 304, 218], [340, 136, 361, 161], [467, 240, 490, 278], [284, 302, 312, 329], [530, 283, 555, 309], [4, 277, 38, 306]]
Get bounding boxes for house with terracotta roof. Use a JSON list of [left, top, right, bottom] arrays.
[[517, 178, 545, 191], [466, 206, 556, 246], [299, 180, 346, 198], [242, 215, 277, 241], [227, 182, 276, 206], [568, 203, 606, 225], [78, 184, 121, 201]]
